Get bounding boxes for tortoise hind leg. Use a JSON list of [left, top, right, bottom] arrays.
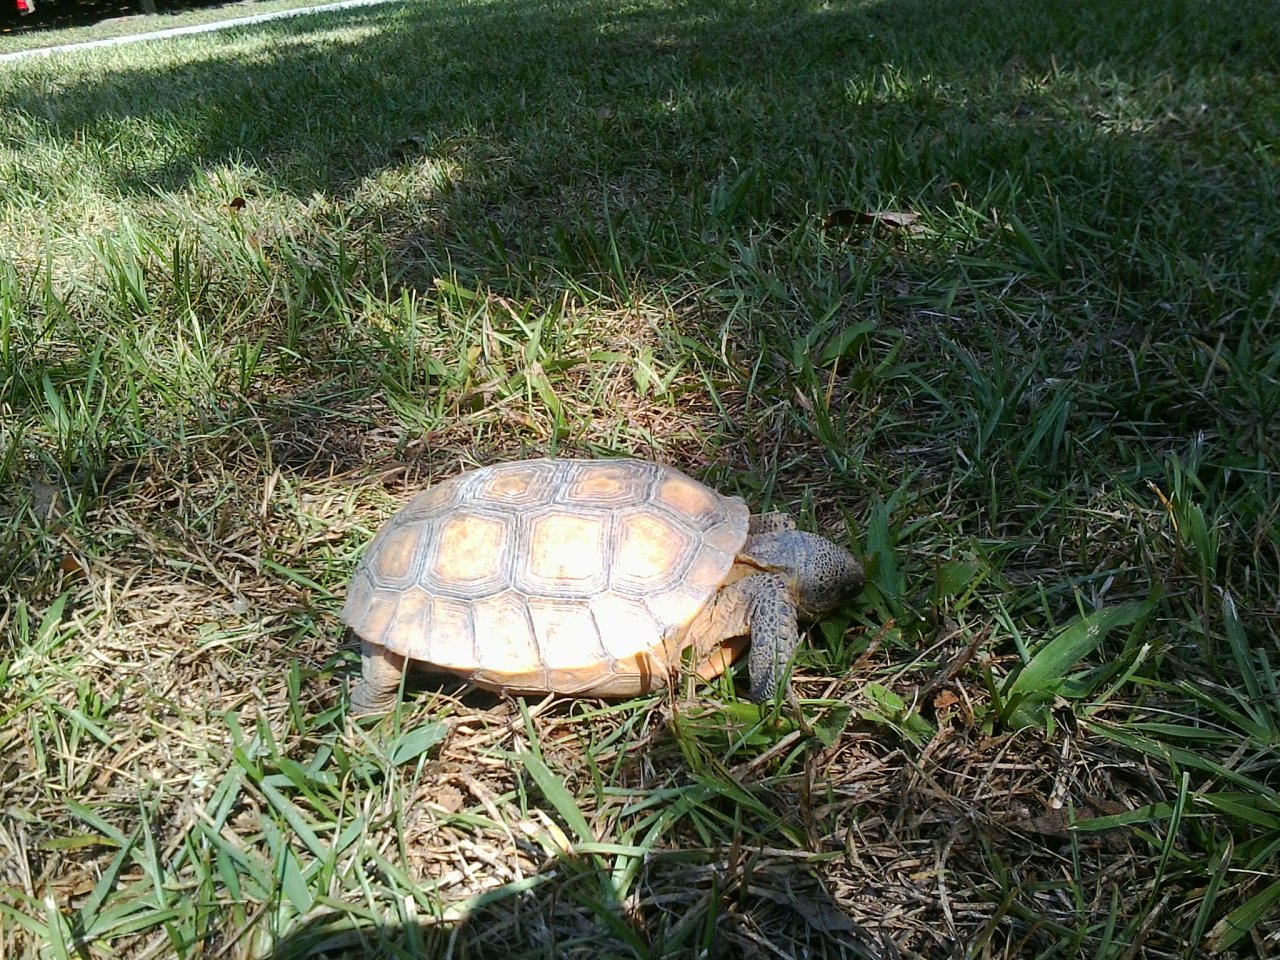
[[350, 641, 408, 715]]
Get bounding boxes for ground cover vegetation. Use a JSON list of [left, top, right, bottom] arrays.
[[1, 0, 1277, 956]]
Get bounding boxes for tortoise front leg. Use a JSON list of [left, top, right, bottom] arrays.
[[743, 574, 800, 703], [684, 573, 800, 702], [350, 640, 408, 715]]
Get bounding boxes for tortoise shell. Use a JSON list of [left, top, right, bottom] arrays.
[[341, 458, 752, 695]]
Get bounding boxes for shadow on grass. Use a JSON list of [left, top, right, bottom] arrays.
[[3, 4, 1278, 958], [9, 0, 1268, 484], [256, 838, 883, 960], [6, 0, 1274, 290]]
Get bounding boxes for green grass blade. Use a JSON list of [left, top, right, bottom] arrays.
[[389, 722, 448, 767], [1205, 877, 1280, 952], [259, 782, 330, 862], [516, 752, 594, 846], [1004, 599, 1153, 728]]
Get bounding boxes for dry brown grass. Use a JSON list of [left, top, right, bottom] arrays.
[[5, 277, 1278, 957], [5, 0, 1280, 954], [0, 431, 1216, 960], [6, 272, 1278, 957]]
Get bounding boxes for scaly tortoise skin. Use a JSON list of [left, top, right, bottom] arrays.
[[341, 458, 864, 713]]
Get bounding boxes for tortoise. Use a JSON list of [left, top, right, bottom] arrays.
[[341, 458, 864, 713]]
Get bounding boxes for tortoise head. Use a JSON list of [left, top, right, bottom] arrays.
[[744, 531, 865, 620]]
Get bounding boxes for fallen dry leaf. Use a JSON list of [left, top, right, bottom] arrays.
[[821, 207, 925, 236], [933, 689, 960, 712], [862, 209, 921, 231], [820, 207, 861, 230]]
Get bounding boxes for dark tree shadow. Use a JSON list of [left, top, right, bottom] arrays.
[[256, 850, 886, 960], [10, 0, 1269, 217], [6, 0, 1274, 444], [9, 0, 1272, 290]]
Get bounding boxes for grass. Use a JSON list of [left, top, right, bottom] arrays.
[[1, 0, 1277, 956]]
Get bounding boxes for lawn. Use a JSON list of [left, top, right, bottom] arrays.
[[1, 0, 1278, 957]]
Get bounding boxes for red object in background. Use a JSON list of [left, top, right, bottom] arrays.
[[16, 0, 35, 13]]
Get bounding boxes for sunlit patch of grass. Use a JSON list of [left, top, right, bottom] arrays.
[[2, 0, 1278, 956]]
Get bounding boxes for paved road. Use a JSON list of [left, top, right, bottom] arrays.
[[0, 0, 400, 62]]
